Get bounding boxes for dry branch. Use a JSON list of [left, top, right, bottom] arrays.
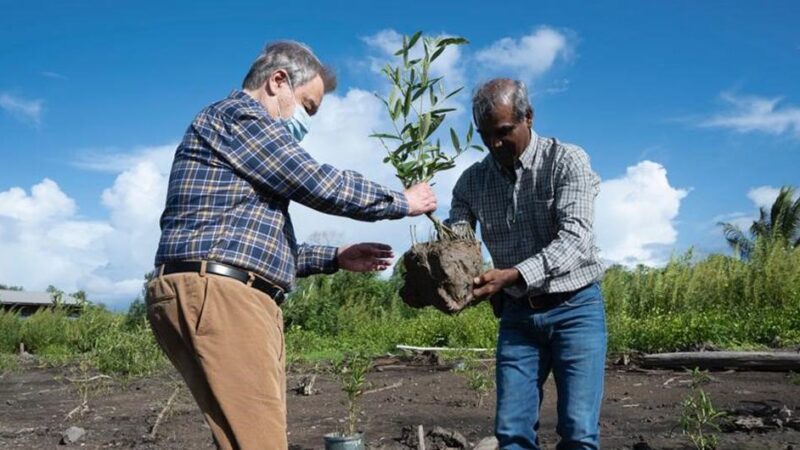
[[148, 386, 181, 439], [641, 351, 800, 371]]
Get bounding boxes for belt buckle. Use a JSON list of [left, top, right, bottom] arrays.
[[272, 289, 285, 305]]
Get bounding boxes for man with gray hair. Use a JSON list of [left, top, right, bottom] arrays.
[[449, 78, 606, 449], [147, 41, 436, 449]]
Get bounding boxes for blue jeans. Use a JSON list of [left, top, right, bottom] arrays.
[[495, 283, 606, 450]]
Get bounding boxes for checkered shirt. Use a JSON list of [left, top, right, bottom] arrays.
[[448, 131, 604, 296], [155, 90, 409, 291]]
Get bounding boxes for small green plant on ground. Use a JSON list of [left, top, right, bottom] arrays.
[[0, 352, 18, 372], [64, 358, 113, 420], [331, 353, 372, 437], [679, 388, 725, 450], [688, 367, 712, 388], [454, 353, 495, 407]]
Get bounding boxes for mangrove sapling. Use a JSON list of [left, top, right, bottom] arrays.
[[371, 31, 484, 313]]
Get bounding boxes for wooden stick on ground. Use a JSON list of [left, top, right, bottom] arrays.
[[149, 386, 181, 439], [64, 400, 88, 420], [641, 351, 800, 371], [397, 345, 491, 353], [363, 381, 402, 395]]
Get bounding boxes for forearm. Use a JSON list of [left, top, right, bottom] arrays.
[[296, 244, 339, 277], [513, 219, 593, 292]]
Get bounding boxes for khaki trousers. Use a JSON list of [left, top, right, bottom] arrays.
[[146, 266, 286, 449]]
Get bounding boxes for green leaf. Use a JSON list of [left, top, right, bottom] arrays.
[[437, 37, 469, 47], [467, 122, 474, 143], [445, 86, 464, 100], [403, 84, 413, 117], [411, 84, 428, 102], [401, 35, 409, 65], [430, 107, 456, 115], [431, 46, 445, 62], [420, 113, 431, 139], [408, 31, 423, 49], [370, 133, 402, 141], [450, 128, 461, 151], [396, 96, 406, 118]]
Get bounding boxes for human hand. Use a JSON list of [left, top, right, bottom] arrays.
[[472, 268, 521, 299], [337, 243, 395, 272], [404, 182, 437, 216]]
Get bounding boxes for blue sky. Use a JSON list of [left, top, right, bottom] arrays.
[[1, 1, 798, 307]]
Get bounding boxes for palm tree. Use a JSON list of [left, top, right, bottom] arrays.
[[719, 185, 800, 259]]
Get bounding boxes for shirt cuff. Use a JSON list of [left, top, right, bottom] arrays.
[[514, 256, 546, 294], [297, 244, 339, 277], [383, 190, 409, 219]]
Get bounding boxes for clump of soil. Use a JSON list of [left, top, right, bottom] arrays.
[[400, 239, 483, 314]]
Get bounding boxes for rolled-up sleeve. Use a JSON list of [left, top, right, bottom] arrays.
[[445, 167, 478, 232]]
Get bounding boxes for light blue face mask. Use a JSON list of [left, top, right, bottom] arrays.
[[285, 102, 311, 142], [277, 80, 311, 142]]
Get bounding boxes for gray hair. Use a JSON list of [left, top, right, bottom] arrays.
[[472, 78, 532, 124], [242, 40, 337, 92]]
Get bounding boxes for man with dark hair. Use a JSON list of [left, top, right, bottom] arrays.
[[147, 40, 436, 449], [449, 78, 606, 449]]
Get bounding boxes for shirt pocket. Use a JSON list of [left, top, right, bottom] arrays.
[[528, 197, 557, 242], [478, 206, 510, 249]]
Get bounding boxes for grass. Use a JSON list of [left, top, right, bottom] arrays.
[[0, 302, 166, 377], [1, 239, 797, 376]]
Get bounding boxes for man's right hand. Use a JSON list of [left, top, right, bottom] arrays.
[[404, 182, 437, 216]]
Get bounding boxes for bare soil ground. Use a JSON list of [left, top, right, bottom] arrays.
[[1, 356, 799, 449]]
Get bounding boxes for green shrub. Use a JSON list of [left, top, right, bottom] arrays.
[[89, 326, 166, 376], [0, 309, 22, 353], [20, 307, 71, 352]]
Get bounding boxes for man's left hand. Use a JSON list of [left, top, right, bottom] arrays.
[[337, 243, 395, 272], [473, 268, 521, 299]]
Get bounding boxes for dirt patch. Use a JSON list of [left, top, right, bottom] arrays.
[[1, 359, 799, 449], [400, 239, 483, 313]]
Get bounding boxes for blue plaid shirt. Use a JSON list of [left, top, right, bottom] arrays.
[[155, 90, 409, 291]]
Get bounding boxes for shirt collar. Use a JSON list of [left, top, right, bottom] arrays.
[[229, 89, 270, 116], [516, 129, 538, 170]]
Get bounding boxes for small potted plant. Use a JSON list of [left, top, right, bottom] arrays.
[[371, 31, 485, 314], [324, 353, 372, 450]]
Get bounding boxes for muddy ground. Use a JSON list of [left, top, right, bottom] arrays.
[[1, 356, 799, 449]]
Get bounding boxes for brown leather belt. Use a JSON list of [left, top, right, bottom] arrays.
[[159, 261, 285, 305]]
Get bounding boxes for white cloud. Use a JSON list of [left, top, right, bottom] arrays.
[[0, 179, 75, 223], [475, 27, 574, 83], [595, 161, 689, 266], [292, 88, 484, 268], [0, 145, 174, 308], [714, 185, 799, 239], [73, 144, 177, 173], [0, 180, 114, 299], [42, 71, 67, 80], [362, 29, 467, 97], [747, 185, 782, 209], [701, 92, 800, 138], [0, 92, 44, 125]]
